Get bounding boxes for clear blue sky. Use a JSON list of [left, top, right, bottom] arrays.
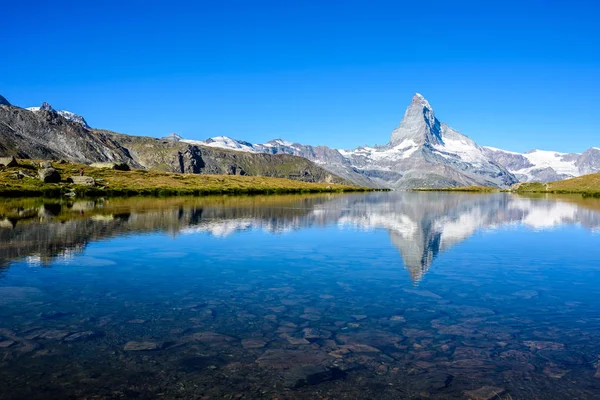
[[2, 0, 599, 152]]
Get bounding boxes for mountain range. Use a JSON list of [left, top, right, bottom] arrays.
[[166, 94, 600, 188], [0, 93, 598, 188]]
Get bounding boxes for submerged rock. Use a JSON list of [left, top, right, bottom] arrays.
[[543, 363, 570, 379], [523, 341, 564, 351], [123, 341, 162, 351], [241, 338, 267, 349], [0, 340, 16, 348], [302, 328, 332, 340], [256, 349, 331, 369], [27, 329, 69, 340], [64, 331, 97, 342], [282, 365, 346, 388], [464, 386, 506, 400]]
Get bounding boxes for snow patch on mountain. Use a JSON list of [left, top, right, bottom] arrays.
[[523, 150, 579, 176]]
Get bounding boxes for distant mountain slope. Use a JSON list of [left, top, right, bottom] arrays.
[[0, 98, 350, 185], [484, 147, 600, 182]]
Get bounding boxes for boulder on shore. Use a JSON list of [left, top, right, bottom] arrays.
[[90, 162, 130, 171], [67, 176, 95, 186], [0, 156, 18, 167], [38, 168, 61, 183]]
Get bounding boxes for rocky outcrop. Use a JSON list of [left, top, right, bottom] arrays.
[[38, 168, 61, 183], [67, 176, 95, 186], [89, 162, 130, 171], [0, 156, 18, 167]]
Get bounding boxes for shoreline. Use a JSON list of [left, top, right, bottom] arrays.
[[0, 160, 380, 198]]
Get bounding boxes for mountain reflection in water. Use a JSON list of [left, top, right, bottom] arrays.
[[2, 192, 599, 281]]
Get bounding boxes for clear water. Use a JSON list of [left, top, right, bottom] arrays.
[[1, 192, 600, 399]]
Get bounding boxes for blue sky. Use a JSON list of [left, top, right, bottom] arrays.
[[2, 0, 599, 152]]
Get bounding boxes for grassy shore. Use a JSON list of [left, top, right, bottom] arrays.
[[412, 173, 600, 197], [513, 173, 600, 197], [0, 160, 373, 198], [413, 185, 499, 192]]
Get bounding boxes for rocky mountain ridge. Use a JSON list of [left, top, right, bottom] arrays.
[[27, 102, 91, 129], [0, 98, 350, 185]]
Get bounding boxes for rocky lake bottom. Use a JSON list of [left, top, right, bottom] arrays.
[[1, 192, 600, 399]]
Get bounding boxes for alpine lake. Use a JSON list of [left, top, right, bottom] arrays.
[[1, 191, 600, 399]]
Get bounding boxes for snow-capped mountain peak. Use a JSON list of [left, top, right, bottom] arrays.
[[412, 93, 431, 108], [162, 133, 183, 142], [390, 93, 442, 146], [39, 102, 54, 112], [27, 102, 90, 129]]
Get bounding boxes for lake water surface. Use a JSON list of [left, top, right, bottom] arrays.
[[1, 192, 600, 399]]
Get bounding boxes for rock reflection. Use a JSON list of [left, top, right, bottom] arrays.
[[1, 193, 600, 281]]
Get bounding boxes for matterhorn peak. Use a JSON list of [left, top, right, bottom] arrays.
[[390, 93, 442, 146], [412, 93, 431, 109]]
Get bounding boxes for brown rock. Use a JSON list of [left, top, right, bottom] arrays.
[[256, 349, 331, 369], [189, 331, 235, 343], [543, 363, 570, 379], [0, 340, 15, 348], [64, 331, 96, 342], [523, 340, 564, 351], [280, 333, 310, 345], [38, 168, 61, 183], [464, 386, 506, 400], [241, 338, 267, 349], [123, 341, 162, 351], [302, 328, 332, 340], [0, 157, 18, 167], [67, 176, 96, 186], [341, 344, 381, 353]]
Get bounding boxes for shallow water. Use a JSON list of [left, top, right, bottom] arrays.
[[1, 192, 600, 399]]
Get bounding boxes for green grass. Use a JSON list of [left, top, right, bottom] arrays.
[[514, 173, 600, 196], [0, 160, 374, 198], [413, 185, 499, 192]]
